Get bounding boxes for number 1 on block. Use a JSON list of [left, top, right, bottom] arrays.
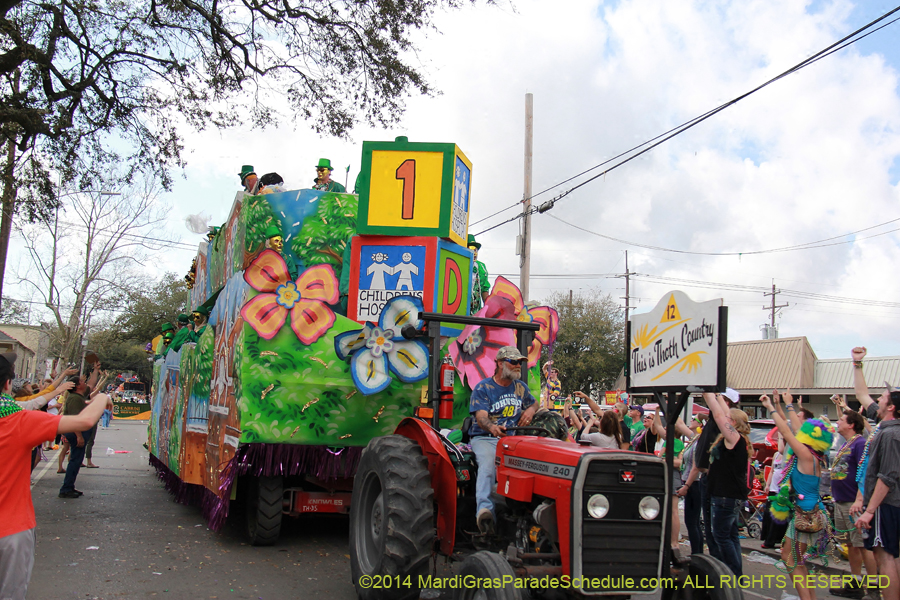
[[395, 159, 416, 220]]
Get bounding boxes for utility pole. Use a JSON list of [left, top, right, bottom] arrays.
[[763, 283, 788, 338], [520, 93, 533, 302], [617, 250, 635, 341]]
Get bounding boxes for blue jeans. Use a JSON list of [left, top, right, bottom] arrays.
[[699, 475, 719, 558], [470, 436, 499, 516], [710, 496, 743, 577], [60, 429, 93, 494], [683, 482, 704, 555]]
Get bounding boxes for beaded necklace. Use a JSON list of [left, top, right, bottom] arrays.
[[856, 423, 882, 485], [0, 392, 22, 419], [832, 433, 861, 469], [777, 446, 825, 487]]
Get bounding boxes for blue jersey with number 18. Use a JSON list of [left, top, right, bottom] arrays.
[[468, 378, 535, 437]]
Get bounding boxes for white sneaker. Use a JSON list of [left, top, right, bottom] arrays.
[[477, 508, 494, 535]]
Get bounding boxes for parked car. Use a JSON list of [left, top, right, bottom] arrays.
[[749, 419, 777, 466]]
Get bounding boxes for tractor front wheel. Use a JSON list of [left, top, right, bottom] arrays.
[[669, 554, 743, 600], [350, 435, 434, 600], [454, 552, 522, 600]]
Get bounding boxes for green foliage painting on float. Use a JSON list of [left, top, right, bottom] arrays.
[[238, 314, 426, 446], [243, 194, 281, 256], [291, 193, 358, 268]]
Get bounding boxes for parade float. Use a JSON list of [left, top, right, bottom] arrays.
[[148, 137, 559, 544]]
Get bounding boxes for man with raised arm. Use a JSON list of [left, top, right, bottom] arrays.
[[0, 352, 112, 599]]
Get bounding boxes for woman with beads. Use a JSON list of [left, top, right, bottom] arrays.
[[760, 390, 833, 600]]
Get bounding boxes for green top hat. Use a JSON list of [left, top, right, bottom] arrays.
[[177, 313, 190, 324], [467, 234, 481, 250], [238, 165, 256, 183], [161, 323, 174, 333], [315, 158, 333, 171], [264, 225, 282, 239], [193, 304, 211, 317]]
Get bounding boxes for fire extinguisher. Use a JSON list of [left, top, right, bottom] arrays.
[[438, 355, 455, 420]]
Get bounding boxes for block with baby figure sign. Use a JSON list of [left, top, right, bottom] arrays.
[[355, 136, 472, 246], [347, 235, 472, 336]]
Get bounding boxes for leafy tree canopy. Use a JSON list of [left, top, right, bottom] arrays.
[[0, 0, 480, 192], [541, 290, 625, 398], [115, 272, 190, 345]]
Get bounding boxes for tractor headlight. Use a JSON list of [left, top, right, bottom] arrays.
[[638, 496, 660, 520], [586, 494, 609, 519]]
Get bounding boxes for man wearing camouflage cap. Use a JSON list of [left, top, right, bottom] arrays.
[[468, 346, 537, 535]]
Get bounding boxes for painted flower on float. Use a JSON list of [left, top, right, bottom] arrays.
[[448, 295, 517, 387], [241, 249, 339, 344], [489, 276, 559, 367], [448, 276, 560, 386], [334, 296, 430, 395]]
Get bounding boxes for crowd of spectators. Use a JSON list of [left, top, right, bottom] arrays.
[[533, 348, 899, 600]]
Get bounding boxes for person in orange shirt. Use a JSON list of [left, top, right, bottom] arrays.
[[0, 353, 111, 599]]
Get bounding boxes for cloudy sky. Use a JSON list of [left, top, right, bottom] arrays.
[[10, 0, 900, 360]]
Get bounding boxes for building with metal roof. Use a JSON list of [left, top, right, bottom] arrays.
[[725, 336, 894, 419]]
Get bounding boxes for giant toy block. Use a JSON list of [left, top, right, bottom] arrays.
[[347, 235, 473, 336], [356, 136, 472, 246]]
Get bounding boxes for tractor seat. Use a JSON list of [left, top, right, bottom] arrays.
[[461, 415, 473, 445]]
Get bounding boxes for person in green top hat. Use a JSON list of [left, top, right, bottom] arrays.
[[167, 314, 193, 354], [265, 224, 298, 280], [189, 304, 212, 342], [312, 158, 346, 193], [239, 165, 259, 195], [468, 234, 490, 313]]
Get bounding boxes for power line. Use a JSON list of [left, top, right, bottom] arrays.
[[472, 6, 900, 237], [546, 214, 900, 256]]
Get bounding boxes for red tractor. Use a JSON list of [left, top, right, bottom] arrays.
[[349, 313, 739, 600]]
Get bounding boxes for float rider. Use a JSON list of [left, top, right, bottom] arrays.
[[265, 225, 298, 280], [154, 323, 174, 360], [312, 158, 346, 193], [239, 165, 259, 195], [468, 234, 490, 313], [189, 305, 211, 342], [167, 314, 193, 355]]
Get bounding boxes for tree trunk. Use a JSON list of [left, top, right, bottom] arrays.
[[0, 136, 17, 311]]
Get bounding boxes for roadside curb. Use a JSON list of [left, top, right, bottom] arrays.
[[741, 538, 852, 576]]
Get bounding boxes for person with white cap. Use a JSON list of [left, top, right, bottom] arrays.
[[468, 346, 537, 535], [0, 352, 112, 599]]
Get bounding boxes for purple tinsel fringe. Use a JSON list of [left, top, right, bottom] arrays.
[[148, 454, 205, 506], [151, 445, 363, 532]]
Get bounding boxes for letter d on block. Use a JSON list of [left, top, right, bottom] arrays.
[[441, 257, 462, 314]]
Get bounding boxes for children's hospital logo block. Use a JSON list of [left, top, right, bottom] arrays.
[[356, 137, 472, 247], [348, 236, 472, 335]]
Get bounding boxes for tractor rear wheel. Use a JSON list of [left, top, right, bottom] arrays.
[[350, 435, 434, 600], [245, 475, 283, 546], [454, 552, 522, 600]]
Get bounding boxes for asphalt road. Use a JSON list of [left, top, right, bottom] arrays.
[[28, 420, 358, 600], [26, 420, 863, 600]]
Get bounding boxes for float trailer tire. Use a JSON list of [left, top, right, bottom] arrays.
[[246, 475, 283, 546]]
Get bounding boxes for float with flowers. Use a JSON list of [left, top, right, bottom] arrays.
[[148, 137, 558, 544]]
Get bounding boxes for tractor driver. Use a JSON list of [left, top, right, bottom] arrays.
[[468, 346, 537, 535]]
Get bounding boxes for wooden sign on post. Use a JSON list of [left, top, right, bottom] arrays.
[[626, 291, 727, 393]]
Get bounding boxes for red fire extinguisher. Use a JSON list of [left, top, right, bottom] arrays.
[[439, 355, 455, 420]]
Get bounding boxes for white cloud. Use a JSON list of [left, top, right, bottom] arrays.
[[9, 0, 900, 358]]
